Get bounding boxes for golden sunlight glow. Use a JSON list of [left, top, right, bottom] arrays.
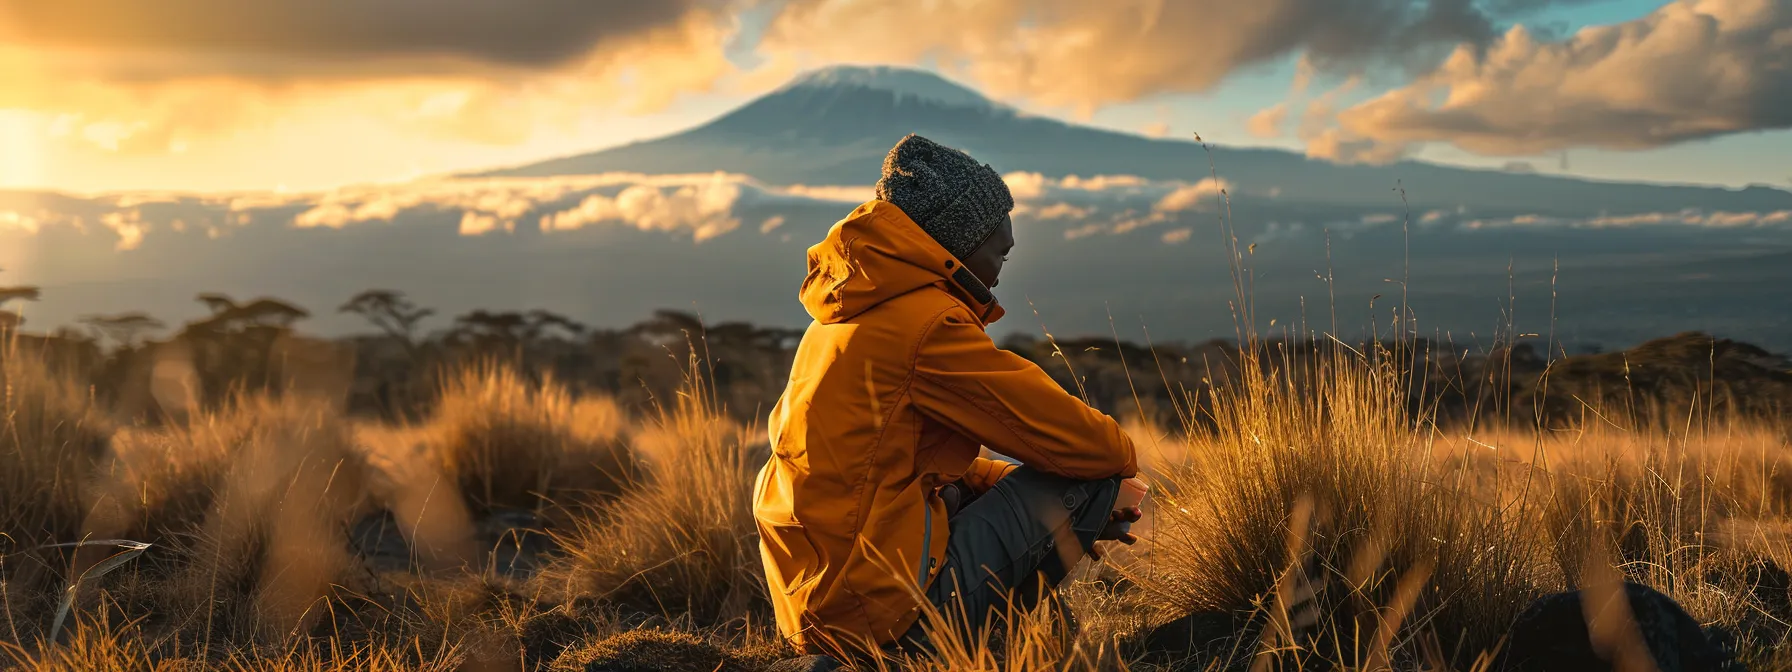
[[0, 109, 46, 188]]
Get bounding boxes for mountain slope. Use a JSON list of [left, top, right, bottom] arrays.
[[486, 65, 1792, 215]]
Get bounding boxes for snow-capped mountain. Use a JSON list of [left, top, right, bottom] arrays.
[[488, 65, 1792, 216], [5, 65, 1792, 350], [774, 64, 1014, 113]]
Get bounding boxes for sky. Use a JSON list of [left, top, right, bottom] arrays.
[[1, 0, 1788, 194]]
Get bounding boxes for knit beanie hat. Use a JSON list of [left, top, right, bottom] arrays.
[[874, 134, 1014, 260]]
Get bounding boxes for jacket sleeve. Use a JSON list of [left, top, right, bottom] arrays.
[[962, 457, 1019, 494], [911, 308, 1138, 481]]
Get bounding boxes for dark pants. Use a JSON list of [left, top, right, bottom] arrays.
[[893, 465, 1123, 654]]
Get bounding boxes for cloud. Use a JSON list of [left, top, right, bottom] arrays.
[[0, 1, 711, 74], [776, 184, 874, 203], [759, 0, 1593, 113], [1404, 207, 1792, 230], [1002, 172, 1161, 200], [290, 172, 759, 241], [0, 172, 820, 248], [541, 178, 744, 242], [1002, 172, 1238, 237], [7, 173, 1792, 256], [1002, 172, 1050, 200], [1156, 178, 1234, 213], [1248, 104, 1290, 139], [99, 210, 146, 250], [1162, 228, 1194, 244], [1014, 202, 1094, 221], [0, 210, 41, 234], [292, 174, 646, 229], [1305, 0, 1792, 162], [0, 2, 737, 152]]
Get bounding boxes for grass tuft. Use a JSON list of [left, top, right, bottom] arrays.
[[539, 362, 769, 626], [429, 363, 636, 515], [0, 351, 114, 626]]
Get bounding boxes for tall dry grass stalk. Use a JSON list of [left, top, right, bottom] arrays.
[[0, 351, 113, 627], [430, 363, 635, 514], [1528, 421, 1792, 668], [540, 360, 769, 626], [172, 397, 373, 642], [1138, 342, 1547, 669]]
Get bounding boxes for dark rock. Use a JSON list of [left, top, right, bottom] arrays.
[[763, 655, 844, 672], [1742, 558, 1790, 618], [1139, 610, 1238, 660], [481, 506, 557, 577], [519, 608, 591, 669], [349, 510, 414, 572], [1498, 582, 1745, 672]]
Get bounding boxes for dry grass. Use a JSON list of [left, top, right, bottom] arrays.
[[1135, 344, 1547, 670], [1121, 338, 1792, 671], [537, 364, 770, 626], [4, 333, 1791, 671], [0, 352, 114, 628], [429, 362, 636, 515]]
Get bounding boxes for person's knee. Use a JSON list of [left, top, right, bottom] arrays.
[[974, 465, 1124, 554], [1065, 477, 1122, 543]]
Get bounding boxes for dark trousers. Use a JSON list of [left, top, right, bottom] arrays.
[[893, 465, 1123, 654]]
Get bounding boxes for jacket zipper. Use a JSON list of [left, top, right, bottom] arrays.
[[918, 492, 934, 589]]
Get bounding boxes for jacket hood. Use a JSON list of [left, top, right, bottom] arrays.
[[800, 200, 1004, 326]]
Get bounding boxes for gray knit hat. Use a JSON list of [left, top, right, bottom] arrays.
[[874, 134, 1014, 260]]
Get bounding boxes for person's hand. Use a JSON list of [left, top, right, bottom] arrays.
[[1090, 506, 1142, 560]]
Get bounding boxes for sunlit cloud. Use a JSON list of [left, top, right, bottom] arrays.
[[5, 171, 1792, 254], [1303, 0, 1792, 163], [1247, 103, 1289, 139], [1003, 173, 1238, 238], [0, 210, 41, 234], [1457, 209, 1792, 230], [1156, 178, 1234, 213], [0, 1, 738, 161], [757, 0, 1577, 116], [776, 184, 875, 203], [541, 178, 744, 242], [3, 0, 1783, 195]]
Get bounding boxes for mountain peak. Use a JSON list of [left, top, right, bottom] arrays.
[[777, 64, 1004, 112]]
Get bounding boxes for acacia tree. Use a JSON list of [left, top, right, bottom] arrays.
[[339, 289, 434, 355], [80, 312, 166, 349], [0, 286, 38, 304], [189, 295, 308, 332], [445, 308, 584, 350], [0, 268, 40, 332], [180, 293, 310, 407]]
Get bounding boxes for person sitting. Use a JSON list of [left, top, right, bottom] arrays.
[[753, 133, 1142, 664]]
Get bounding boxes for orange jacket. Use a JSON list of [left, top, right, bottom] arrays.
[[753, 200, 1138, 653]]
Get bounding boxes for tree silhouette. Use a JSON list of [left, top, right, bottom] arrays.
[[339, 289, 434, 354], [627, 309, 705, 348], [520, 309, 585, 342], [196, 292, 237, 315], [188, 294, 309, 333], [80, 312, 166, 349], [445, 308, 584, 350], [177, 293, 311, 409], [0, 286, 39, 304], [0, 268, 39, 333]]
